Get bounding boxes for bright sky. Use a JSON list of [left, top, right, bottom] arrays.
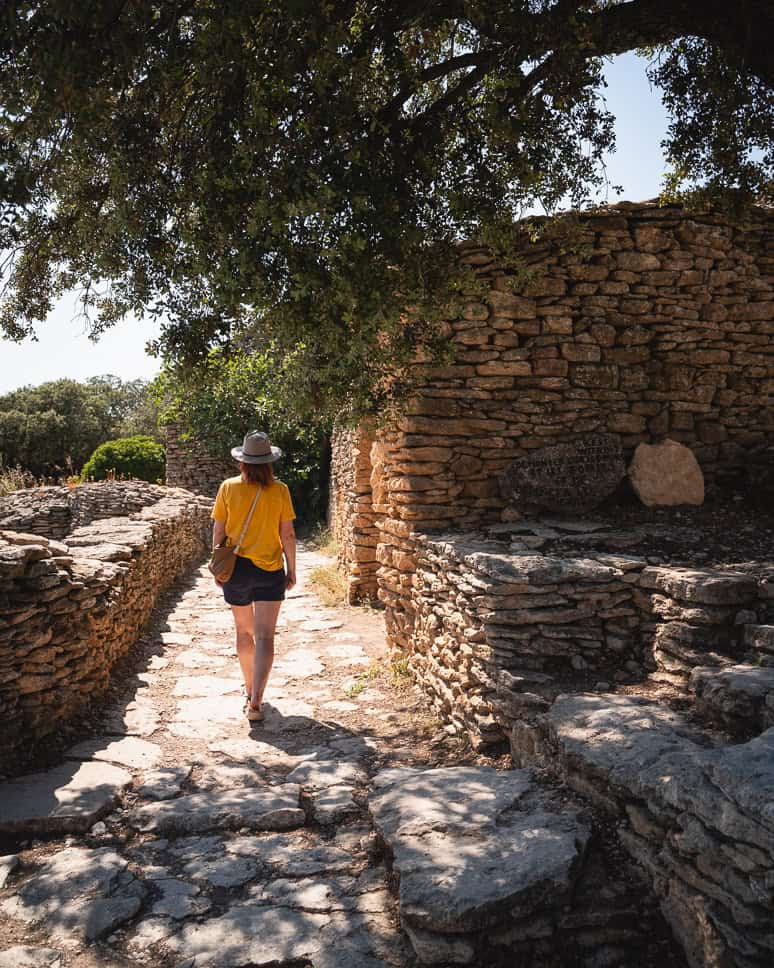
[[0, 52, 669, 395]]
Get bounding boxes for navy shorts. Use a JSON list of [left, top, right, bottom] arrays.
[[222, 555, 286, 605]]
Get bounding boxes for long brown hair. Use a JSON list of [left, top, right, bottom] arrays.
[[240, 461, 275, 486]]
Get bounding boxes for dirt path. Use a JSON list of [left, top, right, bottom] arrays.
[[0, 545, 472, 968]]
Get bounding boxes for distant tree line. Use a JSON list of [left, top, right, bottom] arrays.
[[0, 376, 160, 478]]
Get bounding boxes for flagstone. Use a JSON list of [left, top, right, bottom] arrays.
[[0, 761, 131, 836], [172, 675, 244, 698], [128, 786, 305, 834], [65, 736, 163, 771]]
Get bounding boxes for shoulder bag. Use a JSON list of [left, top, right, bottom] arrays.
[[208, 486, 262, 583]]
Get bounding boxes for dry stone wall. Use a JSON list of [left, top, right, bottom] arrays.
[[366, 201, 774, 535], [0, 482, 211, 774], [165, 422, 234, 497], [328, 424, 379, 602], [378, 527, 774, 967]]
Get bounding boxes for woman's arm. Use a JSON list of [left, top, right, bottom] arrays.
[[212, 520, 227, 550], [280, 520, 296, 590]]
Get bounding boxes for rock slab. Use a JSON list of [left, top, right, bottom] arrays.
[[0, 761, 131, 835], [369, 766, 589, 963], [628, 438, 704, 507]]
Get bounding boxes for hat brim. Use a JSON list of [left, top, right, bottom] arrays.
[[231, 445, 282, 464]]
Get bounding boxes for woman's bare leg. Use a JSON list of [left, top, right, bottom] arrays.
[[231, 604, 256, 694], [251, 600, 282, 708]]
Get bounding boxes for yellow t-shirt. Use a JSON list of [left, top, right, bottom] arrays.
[[211, 477, 295, 571]]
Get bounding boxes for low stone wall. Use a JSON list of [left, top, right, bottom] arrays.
[[0, 481, 174, 540], [519, 695, 774, 968], [380, 528, 773, 739], [377, 525, 774, 966], [328, 424, 379, 602], [165, 422, 233, 497], [0, 483, 211, 774]]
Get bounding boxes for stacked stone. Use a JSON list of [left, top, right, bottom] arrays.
[[164, 421, 233, 497], [637, 565, 759, 688], [351, 202, 774, 538], [0, 481, 177, 539], [369, 765, 679, 967], [0, 488, 72, 539], [521, 694, 774, 968], [0, 484, 211, 775], [328, 424, 379, 602], [381, 530, 651, 745]]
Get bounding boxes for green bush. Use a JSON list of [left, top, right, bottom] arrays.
[[81, 435, 165, 483]]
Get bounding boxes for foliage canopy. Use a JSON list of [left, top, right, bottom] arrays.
[[0, 375, 160, 476], [155, 351, 330, 524], [1, 1, 771, 417]]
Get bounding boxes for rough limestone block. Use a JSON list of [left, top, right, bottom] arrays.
[[369, 765, 589, 959], [0, 761, 132, 836], [628, 439, 704, 507]]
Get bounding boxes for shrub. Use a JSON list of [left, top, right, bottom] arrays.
[[81, 435, 165, 483]]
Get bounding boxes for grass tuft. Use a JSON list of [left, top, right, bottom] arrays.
[[308, 563, 348, 607]]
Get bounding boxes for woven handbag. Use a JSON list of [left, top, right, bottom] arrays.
[[208, 486, 261, 583]]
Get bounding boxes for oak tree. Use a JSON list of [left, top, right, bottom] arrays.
[[1, 1, 771, 417]]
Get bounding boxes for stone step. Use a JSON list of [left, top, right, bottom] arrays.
[[367, 764, 678, 966], [522, 693, 774, 968], [690, 664, 774, 735], [640, 566, 758, 606]]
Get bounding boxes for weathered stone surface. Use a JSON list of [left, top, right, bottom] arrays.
[[628, 439, 704, 507], [543, 695, 774, 967], [183, 854, 259, 888], [690, 664, 774, 733], [0, 854, 19, 888], [0, 947, 62, 968], [196, 762, 267, 790], [286, 757, 367, 790], [172, 675, 244, 698], [1, 846, 146, 941], [501, 434, 625, 513], [151, 878, 211, 919], [369, 766, 589, 938], [0, 761, 132, 835], [167, 903, 330, 966], [65, 735, 163, 770], [128, 786, 305, 834], [641, 566, 757, 605], [136, 766, 192, 801], [312, 786, 360, 825]]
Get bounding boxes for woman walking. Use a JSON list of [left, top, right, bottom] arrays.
[[211, 431, 296, 723]]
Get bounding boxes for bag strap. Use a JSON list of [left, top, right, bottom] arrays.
[[232, 486, 262, 554]]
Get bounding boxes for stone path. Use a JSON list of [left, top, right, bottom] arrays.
[[0, 547, 442, 968], [0, 548, 689, 968]]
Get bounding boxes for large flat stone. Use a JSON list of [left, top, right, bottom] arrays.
[[286, 757, 367, 790], [1, 846, 145, 941], [65, 735, 163, 770], [128, 786, 305, 834], [0, 761, 131, 835], [640, 566, 757, 605], [167, 903, 330, 966], [369, 766, 589, 935]]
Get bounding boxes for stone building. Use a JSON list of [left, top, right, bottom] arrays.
[[331, 200, 774, 603], [330, 200, 774, 967]]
